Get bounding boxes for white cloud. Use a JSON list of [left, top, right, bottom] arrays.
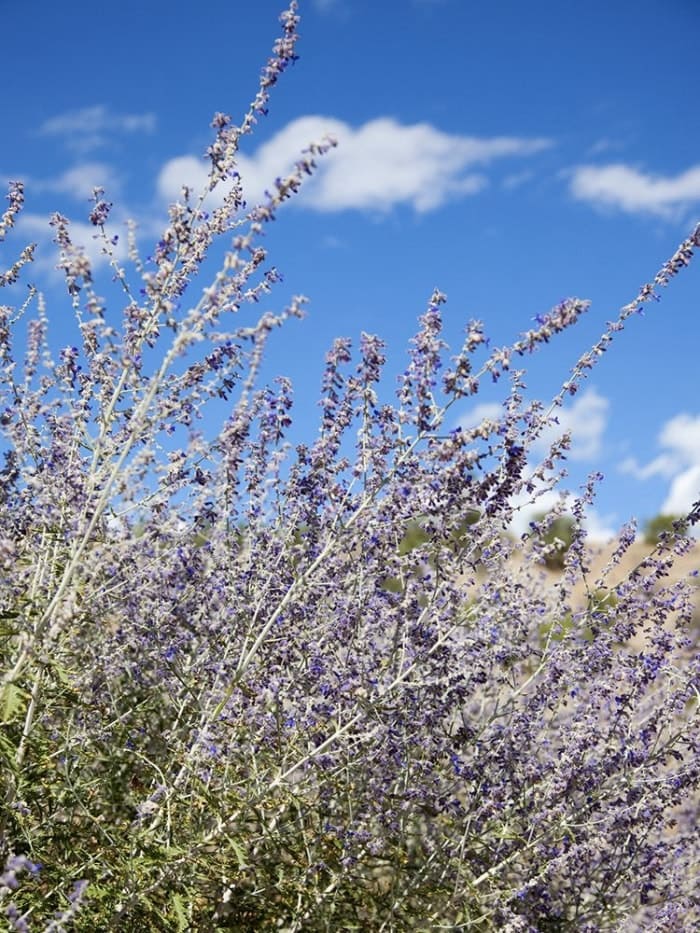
[[37, 105, 156, 153], [509, 488, 566, 539], [533, 389, 609, 462], [502, 170, 533, 190], [157, 115, 552, 214], [659, 413, 700, 462], [456, 389, 609, 463], [619, 412, 700, 518], [157, 155, 212, 204], [585, 138, 625, 158], [619, 453, 676, 481], [569, 162, 700, 217], [31, 163, 121, 201], [455, 402, 503, 431], [663, 465, 700, 517], [17, 212, 128, 276], [321, 234, 345, 249], [583, 508, 619, 543]]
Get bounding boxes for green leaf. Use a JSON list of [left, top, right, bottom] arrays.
[[0, 730, 18, 771], [380, 575, 403, 594], [51, 663, 73, 687], [171, 892, 189, 931], [397, 520, 430, 556], [1, 682, 28, 723], [230, 838, 248, 869]]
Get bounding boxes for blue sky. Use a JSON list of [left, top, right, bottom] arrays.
[[2, 0, 699, 540]]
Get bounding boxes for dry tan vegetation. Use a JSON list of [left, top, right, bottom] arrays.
[[546, 536, 698, 599]]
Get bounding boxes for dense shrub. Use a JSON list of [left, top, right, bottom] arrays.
[[2, 4, 700, 929]]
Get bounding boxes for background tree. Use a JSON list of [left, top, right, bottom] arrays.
[[533, 510, 576, 571], [643, 512, 689, 545]]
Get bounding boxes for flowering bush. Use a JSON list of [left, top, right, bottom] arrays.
[[2, 4, 700, 929]]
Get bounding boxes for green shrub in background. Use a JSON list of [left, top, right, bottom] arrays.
[[643, 513, 690, 545], [532, 511, 576, 571]]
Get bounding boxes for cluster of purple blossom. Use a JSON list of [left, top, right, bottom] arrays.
[[1, 4, 700, 929]]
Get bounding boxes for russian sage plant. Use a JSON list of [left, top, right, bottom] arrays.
[[2, 4, 700, 929]]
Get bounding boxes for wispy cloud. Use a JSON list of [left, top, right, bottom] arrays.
[[663, 465, 700, 518], [584, 138, 625, 158], [583, 507, 619, 543], [502, 170, 534, 191], [37, 105, 156, 153], [533, 389, 609, 462], [455, 402, 503, 431], [30, 163, 121, 201], [569, 163, 700, 217], [17, 211, 128, 277], [157, 115, 552, 214], [619, 412, 700, 518]]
